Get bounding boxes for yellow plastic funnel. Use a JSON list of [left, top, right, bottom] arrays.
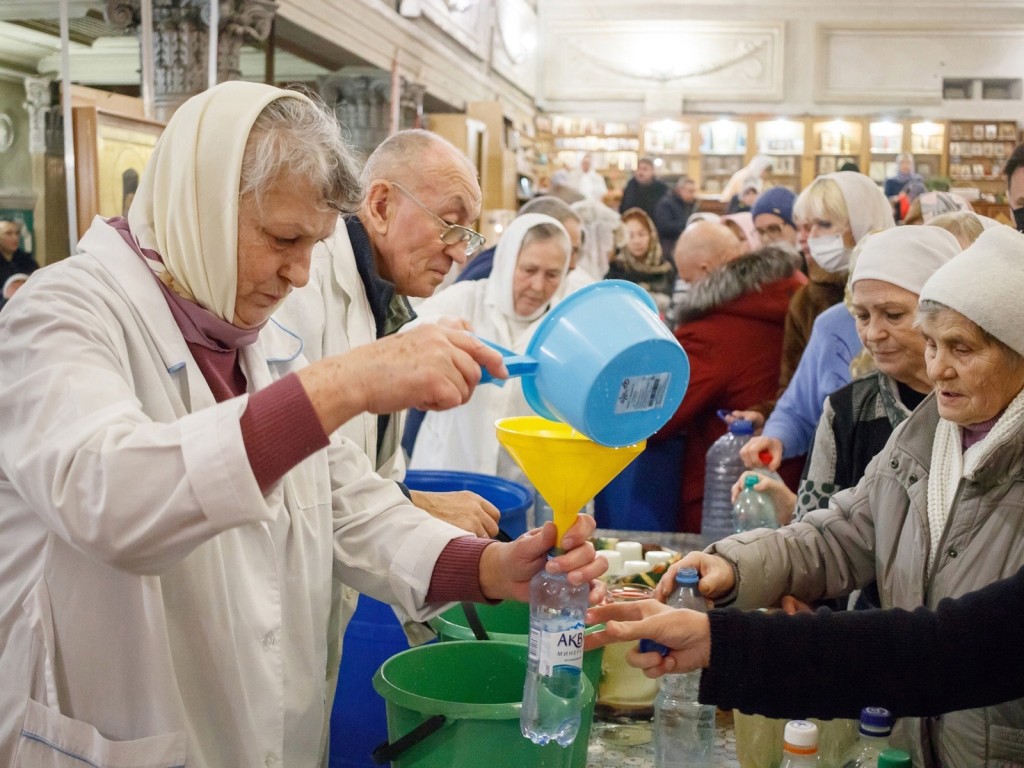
[[496, 416, 645, 547]]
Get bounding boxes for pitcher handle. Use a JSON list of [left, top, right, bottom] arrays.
[[476, 337, 539, 385]]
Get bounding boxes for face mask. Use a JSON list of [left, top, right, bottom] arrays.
[[1013, 207, 1024, 234], [808, 233, 852, 273]]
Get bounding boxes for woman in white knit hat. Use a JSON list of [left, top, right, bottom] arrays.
[[660, 224, 1024, 767], [732, 225, 963, 526], [733, 225, 962, 528], [736, 171, 896, 473]]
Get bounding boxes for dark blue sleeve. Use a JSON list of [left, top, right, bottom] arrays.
[[454, 247, 495, 283], [699, 565, 1024, 719]]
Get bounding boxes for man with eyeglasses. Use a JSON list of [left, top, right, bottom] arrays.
[[274, 129, 507, 739], [454, 195, 585, 284], [750, 186, 798, 248], [276, 129, 498, 536]]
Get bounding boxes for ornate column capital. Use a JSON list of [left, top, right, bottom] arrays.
[[104, 0, 278, 120], [23, 75, 53, 155]]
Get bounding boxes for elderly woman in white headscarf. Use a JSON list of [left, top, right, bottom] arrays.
[[734, 225, 962, 524], [409, 213, 572, 480], [680, 224, 1024, 768], [0, 83, 602, 766], [738, 171, 896, 470]]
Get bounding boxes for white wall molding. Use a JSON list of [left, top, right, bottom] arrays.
[[816, 23, 1024, 106], [540, 20, 784, 109]]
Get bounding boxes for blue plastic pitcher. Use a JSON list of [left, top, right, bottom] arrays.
[[480, 280, 689, 448]]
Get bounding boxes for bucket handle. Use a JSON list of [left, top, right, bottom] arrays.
[[461, 602, 490, 641], [476, 338, 538, 385], [371, 713, 447, 765]]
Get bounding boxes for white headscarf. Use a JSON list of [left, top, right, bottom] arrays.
[[485, 213, 571, 323], [127, 81, 310, 323], [722, 155, 773, 199], [823, 171, 896, 244], [851, 226, 961, 296]]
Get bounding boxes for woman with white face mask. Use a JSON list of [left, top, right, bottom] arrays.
[[737, 172, 894, 472]]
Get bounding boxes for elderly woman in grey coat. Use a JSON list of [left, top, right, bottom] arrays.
[[665, 225, 1024, 767]]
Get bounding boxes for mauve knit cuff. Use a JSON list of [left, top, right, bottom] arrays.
[[426, 536, 496, 604], [241, 373, 330, 493]]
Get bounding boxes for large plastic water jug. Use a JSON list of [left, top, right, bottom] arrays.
[[701, 413, 754, 546]]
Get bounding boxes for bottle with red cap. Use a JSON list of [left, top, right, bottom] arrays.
[[780, 720, 820, 768]]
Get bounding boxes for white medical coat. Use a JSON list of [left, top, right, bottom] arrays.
[[0, 218, 466, 767], [274, 224, 405, 479]]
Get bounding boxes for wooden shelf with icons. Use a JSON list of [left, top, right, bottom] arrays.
[[698, 118, 748, 194], [642, 118, 695, 182], [755, 118, 806, 191], [947, 120, 1019, 187]]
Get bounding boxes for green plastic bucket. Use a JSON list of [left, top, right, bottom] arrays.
[[372, 641, 594, 768], [429, 602, 604, 697]]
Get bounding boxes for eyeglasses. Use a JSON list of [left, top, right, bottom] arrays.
[[755, 223, 788, 239], [390, 181, 486, 256]]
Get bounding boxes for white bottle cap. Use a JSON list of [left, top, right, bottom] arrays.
[[644, 551, 673, 568], [783, 720, 818, 750], [615, 541, 643, 562], [621, 560, 650, 577], [595, 549, 623, 577]]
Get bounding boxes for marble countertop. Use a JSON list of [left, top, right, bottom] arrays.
[[587, 711, 740, 768], [586, 529, 738, 766]]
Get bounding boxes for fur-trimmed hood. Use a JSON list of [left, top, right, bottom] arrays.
[[675, 245, 803, 325]]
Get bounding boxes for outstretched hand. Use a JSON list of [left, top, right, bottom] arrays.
[[584, 598, 712, 678], [654, 552, 735, 604]]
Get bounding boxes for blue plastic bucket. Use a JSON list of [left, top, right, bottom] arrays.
[[522, 280, 689, 447], [404, 469, 532, 539], [330, 595, 411, 768]]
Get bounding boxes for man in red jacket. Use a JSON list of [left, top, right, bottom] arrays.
[[656, 221, 805, 532]]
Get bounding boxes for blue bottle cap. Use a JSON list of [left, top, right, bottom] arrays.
[[729, 419, 754, 435], [675, 567, 699, 586], [638, 638, 670, 657], [859, 706, 893, 735]]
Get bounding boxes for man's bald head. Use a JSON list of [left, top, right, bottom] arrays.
[[673, 221, 744, 283]]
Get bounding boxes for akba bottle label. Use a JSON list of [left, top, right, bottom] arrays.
[[528, 620, 585, 676]]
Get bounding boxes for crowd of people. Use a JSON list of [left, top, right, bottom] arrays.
[[4, 82, 1024, 765], [405, 145, 1024, 766]]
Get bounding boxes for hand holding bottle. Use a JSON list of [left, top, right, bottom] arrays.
[[478, 516, 606, 604], [731, 470, 796, 527], [653, 553, 734, 603], [739, 436, 783, 470]]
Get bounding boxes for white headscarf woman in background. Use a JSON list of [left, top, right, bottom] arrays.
[[721, 154, 773, 200], [409, 213, 571, 479]]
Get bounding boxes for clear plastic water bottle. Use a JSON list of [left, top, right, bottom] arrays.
[[702, 415, 755, 545], [839, 707, 893, 768], [780, 720, 819, 768], [653, 568, 715, 768], [520, 559, 589, 747], [733, 474, 780, 533]]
